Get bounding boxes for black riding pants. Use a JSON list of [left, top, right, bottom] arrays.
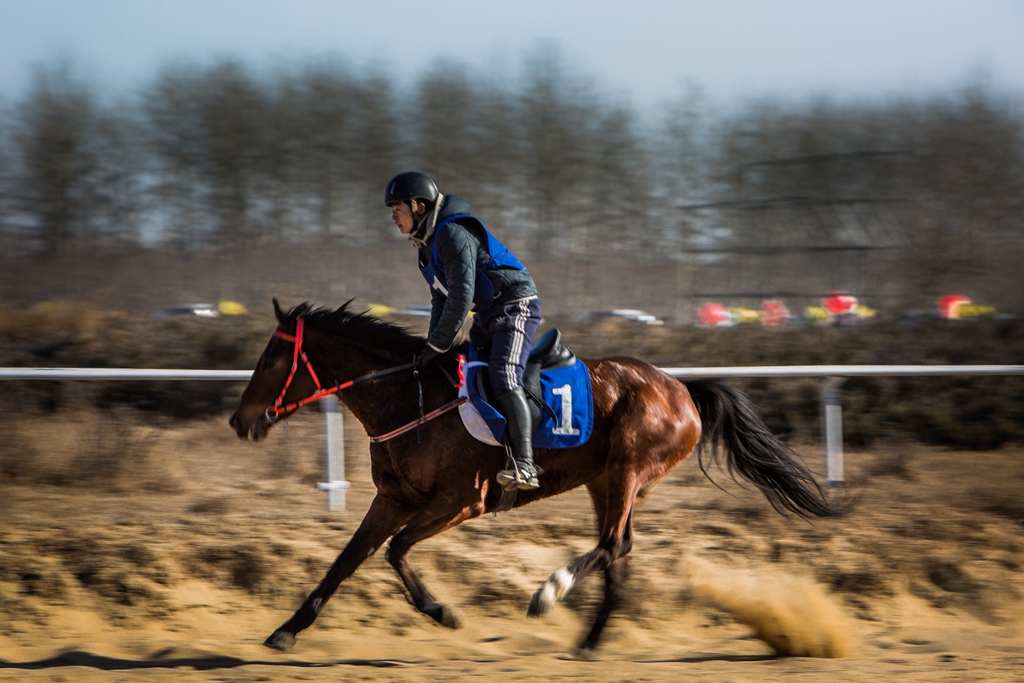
[[469, 297, 542, 395]]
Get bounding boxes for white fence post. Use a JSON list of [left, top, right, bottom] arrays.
[[820, 377, 846, 486], [317, 399, 350, 511]]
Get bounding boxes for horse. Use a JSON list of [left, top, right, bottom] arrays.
[[229, 299, 843, 659]]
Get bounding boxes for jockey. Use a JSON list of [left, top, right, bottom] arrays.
[[385, 171, 542, 491]]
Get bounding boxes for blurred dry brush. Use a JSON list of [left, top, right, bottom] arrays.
[[3, 406, 166, 491], [1, 299, 1022, 494]]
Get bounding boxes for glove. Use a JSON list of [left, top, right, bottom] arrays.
[[414, 344, 442, 369]]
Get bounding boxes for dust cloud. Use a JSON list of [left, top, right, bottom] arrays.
[[684, 556, 854, 658]]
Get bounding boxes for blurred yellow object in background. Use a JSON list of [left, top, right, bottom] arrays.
[[805, 306, 831, 321], [730, 307, 761, 324], [217, 301, 248, 316], [366, 303, 395, 318]]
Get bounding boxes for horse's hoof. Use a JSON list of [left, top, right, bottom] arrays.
[[527, 588, 552, 618], [439, 605, 463, 629], [263, 631, 296, 651], [558, 647, 597, 661], [426, 604, 463, 629]]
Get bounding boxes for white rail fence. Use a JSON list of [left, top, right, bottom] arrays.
[[660, 365, 1024, 488], [3, 365, 1023, 510]]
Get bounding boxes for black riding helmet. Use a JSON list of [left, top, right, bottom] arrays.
[[384, 171, 439, 206]]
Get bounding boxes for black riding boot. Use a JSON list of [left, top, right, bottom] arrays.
[[494, 387, 540, 491]]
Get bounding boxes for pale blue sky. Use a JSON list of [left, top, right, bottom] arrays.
[[2, 0, 1022, 109]]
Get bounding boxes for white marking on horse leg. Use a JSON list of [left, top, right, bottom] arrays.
[[538, 567, 575, 612]]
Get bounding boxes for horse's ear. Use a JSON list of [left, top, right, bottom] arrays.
[[272, 298, 292, 331]]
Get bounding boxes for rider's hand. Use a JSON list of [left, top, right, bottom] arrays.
[[414, 344, 442, 369]]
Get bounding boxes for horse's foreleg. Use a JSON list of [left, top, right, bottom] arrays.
[[385, 501, 481, 629], [264, 493, 413, 651]]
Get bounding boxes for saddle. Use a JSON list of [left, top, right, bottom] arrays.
[[460, 328, 593, 450], [473, 328, 576, 426]]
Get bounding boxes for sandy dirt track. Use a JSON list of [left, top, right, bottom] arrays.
[[1, 410, 1023, 683]]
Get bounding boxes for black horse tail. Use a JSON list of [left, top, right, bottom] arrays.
[[684, 378, 844, 519]]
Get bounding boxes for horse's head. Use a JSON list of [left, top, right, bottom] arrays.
[[229, 298, 320, 441]]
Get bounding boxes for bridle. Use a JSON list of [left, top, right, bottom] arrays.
[[265, 317, 467, 443], [265, 317, 413, 423]]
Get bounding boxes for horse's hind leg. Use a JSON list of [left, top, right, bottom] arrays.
[[565, 555, 631, 660], [530, 468, 665, 659], [528, 481, 637, 628], [265, 493, 413, 650], [385, 500, 482, 629]]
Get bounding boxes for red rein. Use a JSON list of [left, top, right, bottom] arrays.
[[266, 317, 467, 443]]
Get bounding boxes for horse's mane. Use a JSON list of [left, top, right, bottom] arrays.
[[286, 301, 425, 356]]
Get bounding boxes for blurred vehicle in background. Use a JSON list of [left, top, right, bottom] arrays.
[[698, 302, 733, 327], [760, 300, 791, 326], [806, 291, 876, 325], [154, 301, 248, 319], [937, 294, 997, 320], [699, 301, 793, 327], [820, 291, 858, 317], [594, 309, 665, 326], [730, 307, 761, 324]]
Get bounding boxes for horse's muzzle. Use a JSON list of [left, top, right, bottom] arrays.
[[229, 412, 271, 441]]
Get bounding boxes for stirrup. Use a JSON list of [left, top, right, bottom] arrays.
[[496, 459, 540, 492]]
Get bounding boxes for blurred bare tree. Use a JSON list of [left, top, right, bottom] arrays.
[[141, 64, 209, 249], [143, 61, 266, 248], [9, 60, 140, 255], [0, 53, 1021, 314], [409, 61, 492, 195], [288, 61, 400, 241], [342, 69, 401, 242], [0, 101, 14, 253], [195, 61, 265, 246], [257, 70, 305, 239], [673, 91, 1024, 310], [891, 87, 1024, 309], [516, 45, 603, 257]]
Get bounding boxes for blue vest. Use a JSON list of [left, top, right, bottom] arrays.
[[419, 215, 527, 311]]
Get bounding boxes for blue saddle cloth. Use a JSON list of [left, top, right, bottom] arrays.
[[460, 346, 594, 449]]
